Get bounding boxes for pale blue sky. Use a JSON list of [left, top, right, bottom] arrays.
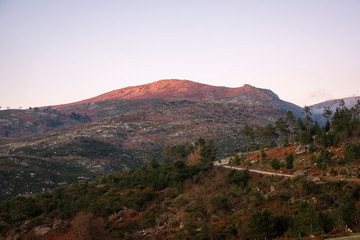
[[0, 0, 359, 109]]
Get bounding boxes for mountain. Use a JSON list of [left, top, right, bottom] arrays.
[[310, 96, 360, 125], [0, 80, 302, 138], [54, 79, 283, 108], [0, 80, 303, 200]]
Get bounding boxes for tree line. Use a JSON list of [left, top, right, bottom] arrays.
[[239, 100, 360, 164]]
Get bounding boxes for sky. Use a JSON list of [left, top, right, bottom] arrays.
[[0, 0, 359, 109]]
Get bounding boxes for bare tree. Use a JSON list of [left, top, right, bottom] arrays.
[[72, 212, 108, 240]]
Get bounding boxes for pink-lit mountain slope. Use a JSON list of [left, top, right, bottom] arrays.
[[54, 79, 279, 108], [0, 80, 302, 138]]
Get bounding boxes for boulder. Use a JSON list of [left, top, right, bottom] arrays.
[[35, 226, 51, 236], [295, 144, 307, 154]]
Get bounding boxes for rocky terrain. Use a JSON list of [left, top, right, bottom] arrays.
[[1, 80, 360, 240], [0, 80, 302, 138], [0, 80, 304, 200]]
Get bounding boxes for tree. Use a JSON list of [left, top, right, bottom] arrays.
[[285, 111, 296, 144], [240, 125, 255, 156], [339, 99, 346, 109], [287, 201, 321, 237], [352, 99, 360, 122], [264, 123, 278, 148], [341, 192, 356, 227], [255, 126, 267, 166], [271, 158, 281, 171], [285, 154, 294, 169], [72, 212, 108, 240], [332, 103, 354, 137], [199, 139, 216, 168], [248, 209, 277, 239], [275, 118, 289, 146], [303, 106, 313, 137], [323, 106, 333, 127]]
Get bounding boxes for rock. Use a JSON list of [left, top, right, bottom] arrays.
[[96, 184, 107, 189], [293, 170, 306, 177], [5, 233, 20, 240], [53, 219, 67, 229], [35, 226, 51, 236], [295, 144, 307, 154], [312, 177, 321, 182]]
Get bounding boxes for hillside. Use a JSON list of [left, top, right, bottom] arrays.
[[1, 135, 360, 240], [1, 91, 360, 239], [0, 98, 295, 201], [0, 80, 304, 200], [0, 80, 302, 138], [54, 79, 286, 108]]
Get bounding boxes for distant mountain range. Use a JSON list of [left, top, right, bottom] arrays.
[[310, 96, 360, 125], [0, 79, 357, 200]]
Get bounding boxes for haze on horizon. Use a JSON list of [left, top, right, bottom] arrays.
[[0, 0, 359, 109]]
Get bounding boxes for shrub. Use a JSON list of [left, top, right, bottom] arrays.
[[211, 195, 229, 211], [141, 212, 156, 228], [285, 154, 294, 169], [271, 158, 281, 171], [344, 143, 360, 163], [247, 209, 277, 239], [228, 170, 248, 188]]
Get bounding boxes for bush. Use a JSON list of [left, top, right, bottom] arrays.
[[285, 154, 294, 169], [247, 209, 277, 239], [261, 149, 267, 159], [211, 195, 229, 211], [141, 211, 156, 228], [234, 155, 241, 165], [344, 143, 360, 163], [228, 170, 248, 188], [271, 158, 281, 171]]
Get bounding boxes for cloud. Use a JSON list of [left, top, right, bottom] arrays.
[[308, 89, 333, 102]]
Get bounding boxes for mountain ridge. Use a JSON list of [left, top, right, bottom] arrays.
[[53, 79, 281, 109], [309, 96, 360, 125]]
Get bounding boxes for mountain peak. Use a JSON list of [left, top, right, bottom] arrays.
[[54, 80, 278, 108], [243, 84, 255, 88]]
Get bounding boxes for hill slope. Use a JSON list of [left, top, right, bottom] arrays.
[[54, 79, 282, 107], [0, 80, 304, 200], [0, 80, 302, 138]]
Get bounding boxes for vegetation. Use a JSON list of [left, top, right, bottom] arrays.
[[12, 137, 119, 158], [1, 133, 360, 239], [239, 100, 360, 169], [1, 100, 360, 239]]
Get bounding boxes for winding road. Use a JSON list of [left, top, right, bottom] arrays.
[[214, 163, 293, 177]]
